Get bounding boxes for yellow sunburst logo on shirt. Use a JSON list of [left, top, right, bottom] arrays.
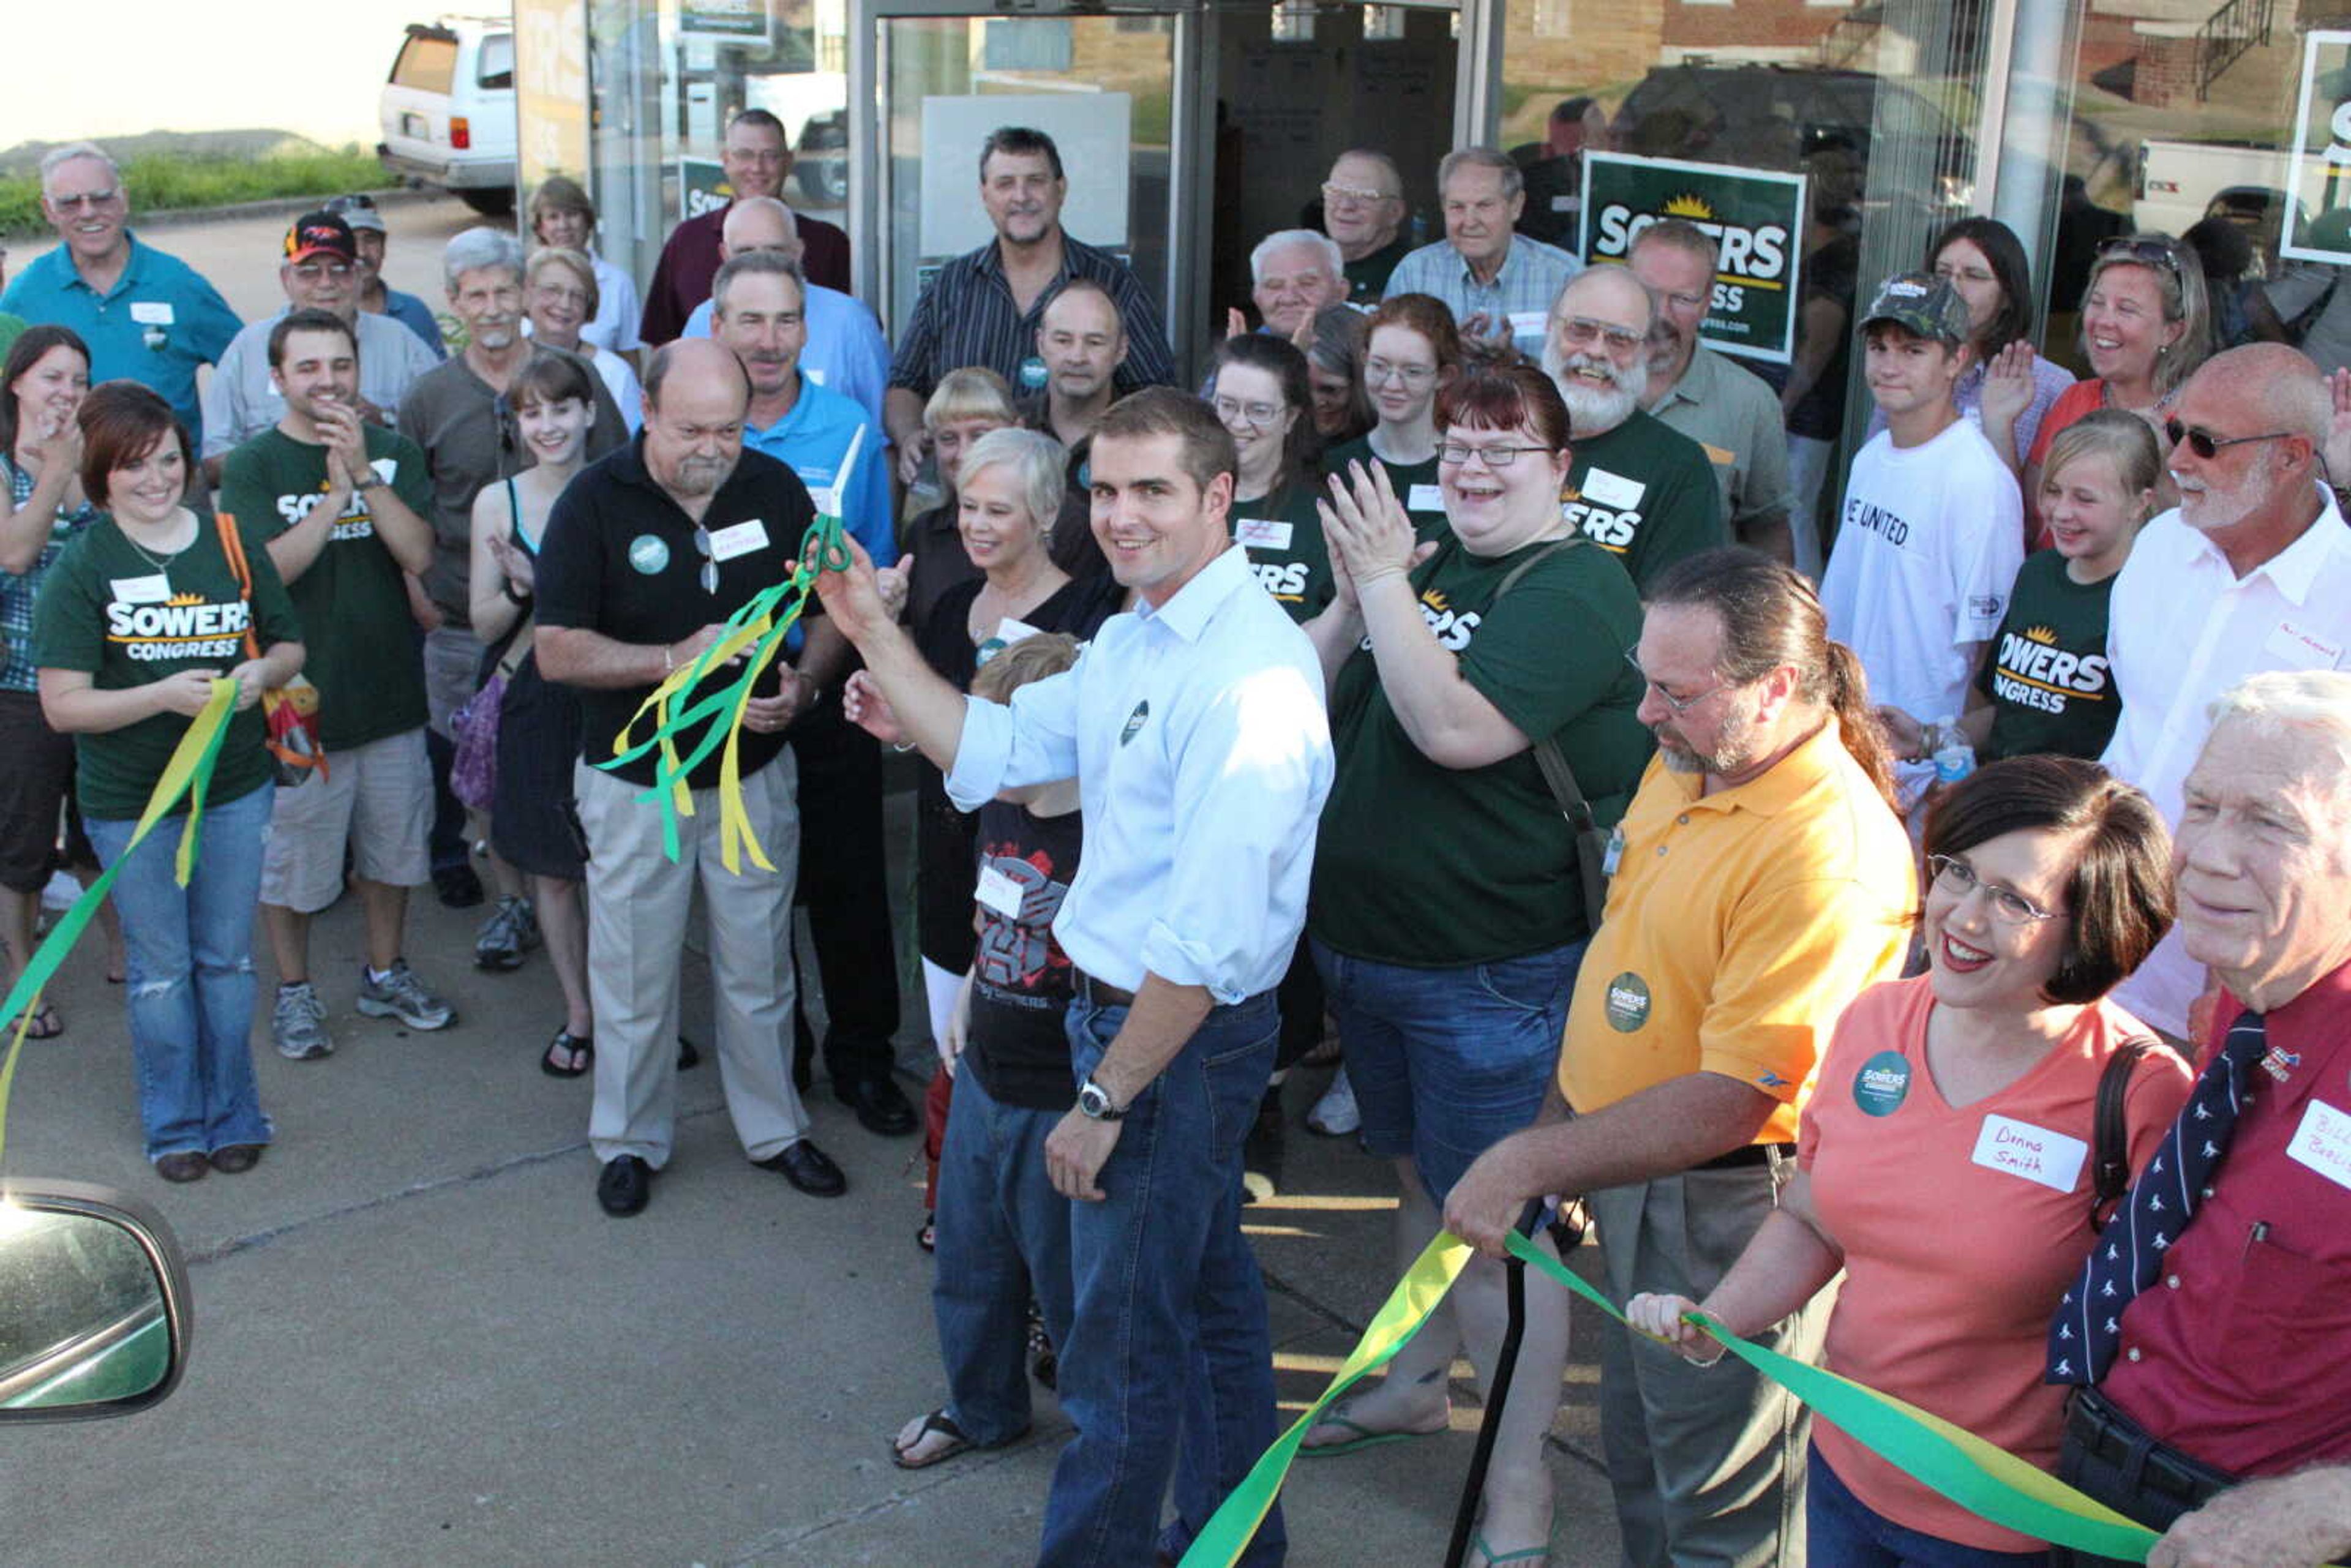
[[166, 591, 205, 607], [2024, 625, 2058, 645], [1662, 193, 1716, 221], [1423, 590, 1451, 613]]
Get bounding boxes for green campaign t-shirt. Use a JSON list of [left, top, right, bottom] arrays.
[[30, 513, 302, 819], [1311, 532, 1653, 966], [1324, 435, 1450, 542], [1562, 408, 1727, 590], [1975, 548, 2119, 762], [1232, 483, 1335, 624], [219, 425, 432, 751]]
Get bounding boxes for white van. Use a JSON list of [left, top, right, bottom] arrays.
[[378, 17, 519, 216]]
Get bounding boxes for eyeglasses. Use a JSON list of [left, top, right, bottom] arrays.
[[1927, 853, 2064, 925], [1438, 442, 1548, 470], [691, 527, 721, 595], [2163, 418, 2297, 460], [533, 283, 592, 307], [50, 189, 121, 212], [1364, 357, 1437, 388], [2096, 236, 2184, 283], [1322, 182, 1397, 208], [1212, 395, 1284, 427], [1622, 647, 1726, 713], [1558, 316, 1646, 353], [290, 261, 354, 282]]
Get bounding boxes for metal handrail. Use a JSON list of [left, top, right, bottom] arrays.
[[2195, 0, 2272, 100]]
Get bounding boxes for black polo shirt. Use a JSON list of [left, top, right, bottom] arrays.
[[536, 437, 820, 790]]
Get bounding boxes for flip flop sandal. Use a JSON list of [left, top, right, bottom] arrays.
[[891, 1408, 988, 1471], [9, 1002, 62, 1041], [1297, 1401, 1449, 1458], [1470, 1533, 1550, 1567], [540, 1029, 593, 1078]]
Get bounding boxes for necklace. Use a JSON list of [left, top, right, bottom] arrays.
[[117, 511, 190, 574]]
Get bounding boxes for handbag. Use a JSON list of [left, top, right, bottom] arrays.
[[1487, 536, 1617, 933], [215, 512, 327, 787], [450, 481, 536, 812]]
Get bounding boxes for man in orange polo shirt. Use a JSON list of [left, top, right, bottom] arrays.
[[1447, 547, 1917, 1566]]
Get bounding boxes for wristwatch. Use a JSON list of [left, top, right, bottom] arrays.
[[1076, 1076, 1127, 1122]]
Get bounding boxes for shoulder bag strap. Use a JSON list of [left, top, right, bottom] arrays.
[[1487, 536, 1610, 931], [2089, 1038, 2154, 1231], [214, 511, 263, 662]]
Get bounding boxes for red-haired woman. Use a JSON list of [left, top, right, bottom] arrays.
[[1295, 363, 1654, 1564], [32, 382, 304, 1182]]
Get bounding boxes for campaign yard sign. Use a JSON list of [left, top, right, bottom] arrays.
[[1579, 152, 1806, 366]]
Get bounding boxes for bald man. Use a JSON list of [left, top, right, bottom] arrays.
[[535, 339, 855, 1217], [681, 197, 891, 439], [1540, 268, 1727, 589], [2101, 342, 2351, 1040]]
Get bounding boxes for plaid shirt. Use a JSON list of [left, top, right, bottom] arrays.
[[1, 457, 100, 692], [1382, 234, 1583, 354], [888, 231, 1176, 399]]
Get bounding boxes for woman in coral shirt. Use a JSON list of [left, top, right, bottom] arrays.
[[1629, 755, 2192, 1564]]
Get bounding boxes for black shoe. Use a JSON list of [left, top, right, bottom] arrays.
[[433, 862, 484, 910], [209, 1143, 264, 1174], [1243, 1088, 1285, 1197], [756, 1138, 846, 1197], [597, 1155, 652, 1216], [677, 1034, 701, 1071], [154, 1152, 208, 1184], [836, 1074, 917, 1136]]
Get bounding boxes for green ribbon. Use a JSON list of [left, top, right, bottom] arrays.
[[0, 679, 239, 1169], [1181, 1226, 2169, 1568]]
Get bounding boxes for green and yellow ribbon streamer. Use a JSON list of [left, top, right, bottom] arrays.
[[1182, 1225, 2167, 1567], [599, 438, 861, 872], [0, 679, 239, 1168], [1180, 1234, 1472, 1567]]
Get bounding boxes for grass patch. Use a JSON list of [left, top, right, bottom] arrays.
[[0, 148, 389, 236]]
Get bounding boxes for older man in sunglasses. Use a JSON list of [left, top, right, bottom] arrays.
[[2101, 340, 2351, 1043]]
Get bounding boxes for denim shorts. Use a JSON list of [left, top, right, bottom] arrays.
[[1311, 938, 1583, 1202], [1808, 1442, 2049, 1568]]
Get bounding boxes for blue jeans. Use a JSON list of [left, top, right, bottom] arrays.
[[1040, 990, 1285, 1568], [1807, 1443, 2049, 1568], [1313, 940, 1583, 1202], [86, 783, 274, 1163], [932, 1063, 1075, 1447]]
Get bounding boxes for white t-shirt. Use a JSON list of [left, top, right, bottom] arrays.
[[2102, 491, 2351, 1034], [1823, 417, 2023, 729], [585, 254, 643, 354]]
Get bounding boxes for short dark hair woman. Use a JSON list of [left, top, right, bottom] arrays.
[[1630, 754, 2192, 1566]]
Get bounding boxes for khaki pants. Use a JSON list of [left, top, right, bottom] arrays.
[[1587, 1155, 1832, 1568], [574, 757, 808, 1167]]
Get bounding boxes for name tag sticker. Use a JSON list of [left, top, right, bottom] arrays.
[[975, 864, 1023, 919], [2287, 1098, 2351, 1192], [1406, 484, 1445, 513], [1235, 517, 1293, 550], [2265, 620, 2347, 669], [1507, 310, 1549, 340], [129, 301, 175, 325], [110, 574, 171, 604], [995, 617, 1043, 647], [806, 367, 828, 386], [1971, 1114, 2089, 1193], [705, 519, 769, 561], [370, 457, 399, 487], [1583, 467, 1646, 509]]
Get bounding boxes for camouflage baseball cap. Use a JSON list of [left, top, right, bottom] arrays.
[[1859, 271, 1971, 345]]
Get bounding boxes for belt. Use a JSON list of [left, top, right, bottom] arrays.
[[2065, 1389, 2238, 1507], [1075, 970, 1137, 1010], [1697, 1141, 1797, 1172]]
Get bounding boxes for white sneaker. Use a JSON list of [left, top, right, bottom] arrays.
[[40, 870, 80, 912], [1307, 1065, 1360, 1136]]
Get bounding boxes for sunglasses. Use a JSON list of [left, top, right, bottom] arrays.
[[2096, 236, 2184, 283], [324, 193, 378, 213], [2163, 418, 2297, 460], [691, 527, 721, 595]]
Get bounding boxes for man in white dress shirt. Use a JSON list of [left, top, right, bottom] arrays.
[[815, 387, 1333, 1568], [2103, 342, 2351, 1038]]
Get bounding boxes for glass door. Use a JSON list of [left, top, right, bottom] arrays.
[[852, 4, 1194, 356]]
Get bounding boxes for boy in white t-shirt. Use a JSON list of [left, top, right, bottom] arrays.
[[1821, 272, 2023, 805]]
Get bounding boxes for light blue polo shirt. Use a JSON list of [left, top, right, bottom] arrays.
[[744, 375, 887, 655], [684, 282, 891, 438], [1, 233, 242, 450]]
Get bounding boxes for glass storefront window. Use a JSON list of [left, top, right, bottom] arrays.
[[540, 0, 850, 300]]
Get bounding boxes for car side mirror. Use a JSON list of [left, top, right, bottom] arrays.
[[0, 1180, 192, 1421]]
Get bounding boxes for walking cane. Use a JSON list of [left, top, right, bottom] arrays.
[[1441, 1197, 1551, 1568]]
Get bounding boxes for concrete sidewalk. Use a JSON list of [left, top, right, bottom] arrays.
[[1, 792, 1626, 1566]]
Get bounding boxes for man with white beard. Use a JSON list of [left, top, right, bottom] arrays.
[[1540, 268, 1726, 589]]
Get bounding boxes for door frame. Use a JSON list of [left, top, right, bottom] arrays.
[[849, 0, 1492, 378]]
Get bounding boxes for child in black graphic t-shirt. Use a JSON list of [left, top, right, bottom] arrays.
[[893, 631, 1087, 1473]]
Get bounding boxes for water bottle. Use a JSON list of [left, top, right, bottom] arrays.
[[1932, 718, 1975, 786]]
